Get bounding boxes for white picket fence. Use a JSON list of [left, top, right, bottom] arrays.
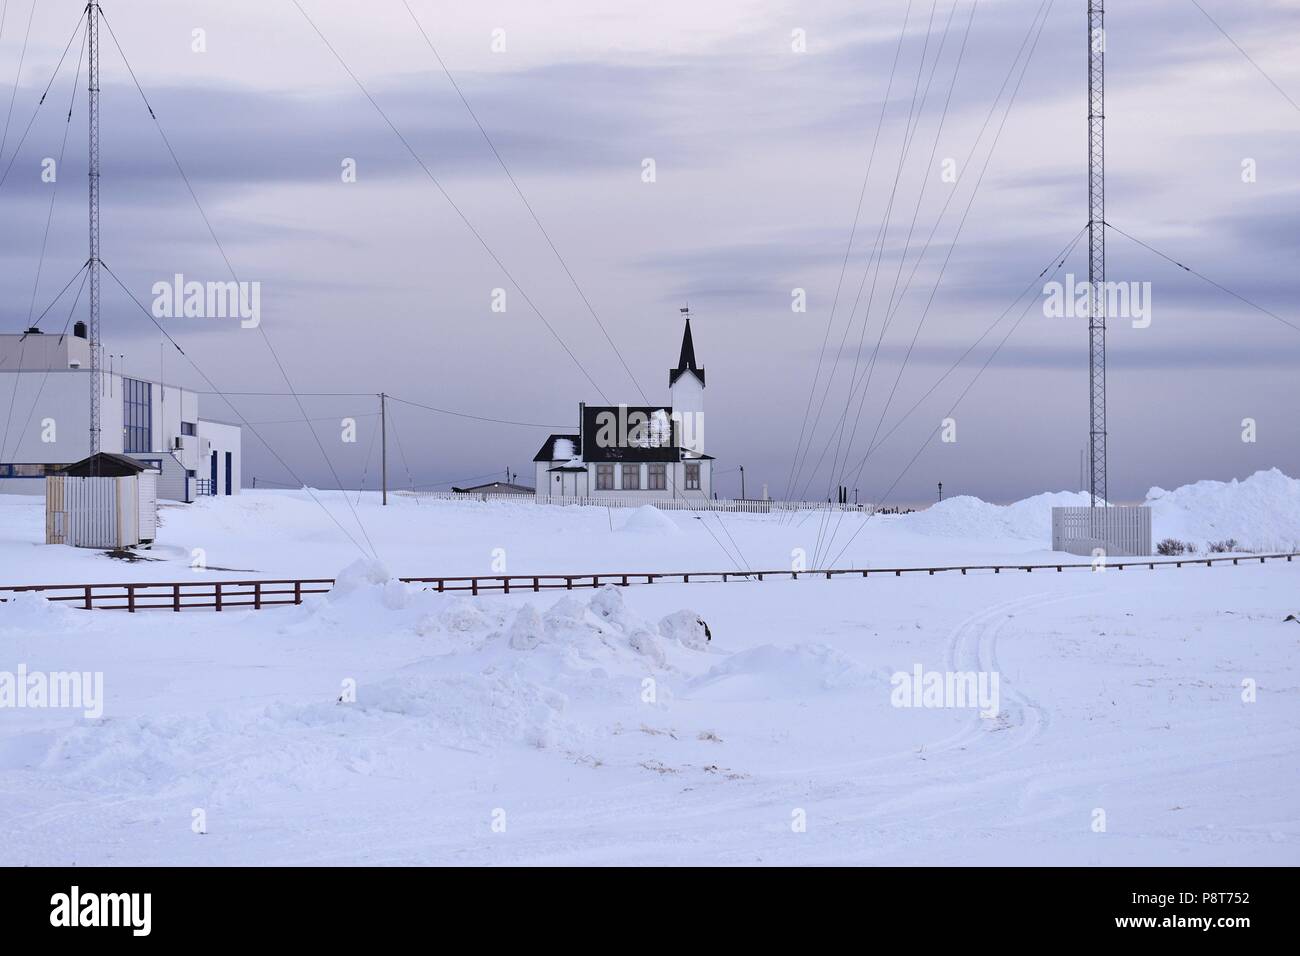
[[398, 489, 875, 515]]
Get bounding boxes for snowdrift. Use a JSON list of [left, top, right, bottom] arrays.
[[899, 491, 1093, 542], [1144, 468, 1300, 552], [893, 469, 1300, 553]]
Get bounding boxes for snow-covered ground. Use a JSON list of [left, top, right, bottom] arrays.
[[1, 469, 1298, 865], [1, 468, 1298, 586]]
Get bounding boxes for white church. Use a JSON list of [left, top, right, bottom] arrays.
[[533, 312, 714, 501]]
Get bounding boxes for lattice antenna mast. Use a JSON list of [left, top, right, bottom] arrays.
[[88, 0, 102, 453], [1087, 0, 1106, 506]]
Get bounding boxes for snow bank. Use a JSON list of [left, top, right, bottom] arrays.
[[1145, 468, 1300, 552], [892, 469, 1300, 552], [0, 592, 84, 633], [617, 505, 681, 536], [900, 491, 1092, 541]]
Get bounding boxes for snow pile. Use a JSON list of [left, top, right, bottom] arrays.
[[900, 491, 1092, 541], [658, 610, 710, 650], [617, 505, 681, 536], [688, 643, 884, 701], [1145, 468, 1300, 552], [0, 592, 84, 634], [327, 558, 411, 609]]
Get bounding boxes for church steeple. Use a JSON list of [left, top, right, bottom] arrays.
[[669, 308, 705, 388]]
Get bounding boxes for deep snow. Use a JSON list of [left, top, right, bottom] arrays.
[[1, 470, 1297, 865], [1, 468, 1297, 587]]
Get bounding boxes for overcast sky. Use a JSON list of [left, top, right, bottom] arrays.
[[1, 0, 1297, 505]]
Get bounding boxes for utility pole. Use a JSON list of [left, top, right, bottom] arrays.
[[1087, 0, 1107, 509], [938, 481, 943, 502], [88, 1, 101, 455], [739, 464, 745, 500], [380, 392, 387, 506]]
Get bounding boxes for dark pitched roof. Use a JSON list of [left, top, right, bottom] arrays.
[[58, 452, 149, 477], [581, 405, 682, 462], [533, 434, 580, 462], [669, 317, 705, 387]]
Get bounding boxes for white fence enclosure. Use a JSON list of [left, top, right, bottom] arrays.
[[1052, 505, 1152, 557], [46, 474, 157, 549], [400, 490, 875, 515]]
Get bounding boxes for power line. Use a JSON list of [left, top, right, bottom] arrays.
[[385, 394, 569, 429], [795, 0, 1042, 538], [385, 402, 417, 492], [781, 0, 917, 507], [842, 225, 1088, 483], [399, 0, 648, 404], [810, 0, 960, 561], [1187, 0, 1299, 114], [101, 260, 375, 558], [815, 0, 1055, 565], [823, 225, 1087, 568], [286, 0, 614, 405], [0, 0, 34, 164], [193, 391, 570, 428], [25, 14, 85, 326], [0, 5, 85, 193], [1105, 221, 1300, 335], [100, 8, 380, 559], [3, 265, 89, 465]]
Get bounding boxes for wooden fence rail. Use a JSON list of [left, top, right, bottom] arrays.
[[0, 552, 1294, 612]]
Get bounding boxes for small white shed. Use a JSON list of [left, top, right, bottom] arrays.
[[45, 453, 159, 549]]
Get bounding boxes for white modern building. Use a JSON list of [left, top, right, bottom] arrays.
[[0, 326, 241, 501], [533, 313, 714, 500]]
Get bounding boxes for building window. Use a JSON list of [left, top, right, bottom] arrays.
[[596, 463, 614, 490], [648, 463, 666, 490], [621, 464, 641, 490], [684, 462, 701, 490], [0, 463, 57, 478], [123, 378, 152, 453], [181, 421, 197, 436]]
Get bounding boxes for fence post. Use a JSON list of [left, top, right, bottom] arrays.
[[173, 583, 181, 612], [215, 582, 223, 612], [294, 580, 302, 604], [533, 576, 540, 592], [254, 581, 262, 610], [127, 584, 136, 613], [84, 585, 92, 610], [503, 577, 510, 595], [472, 578, 479, 596]]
